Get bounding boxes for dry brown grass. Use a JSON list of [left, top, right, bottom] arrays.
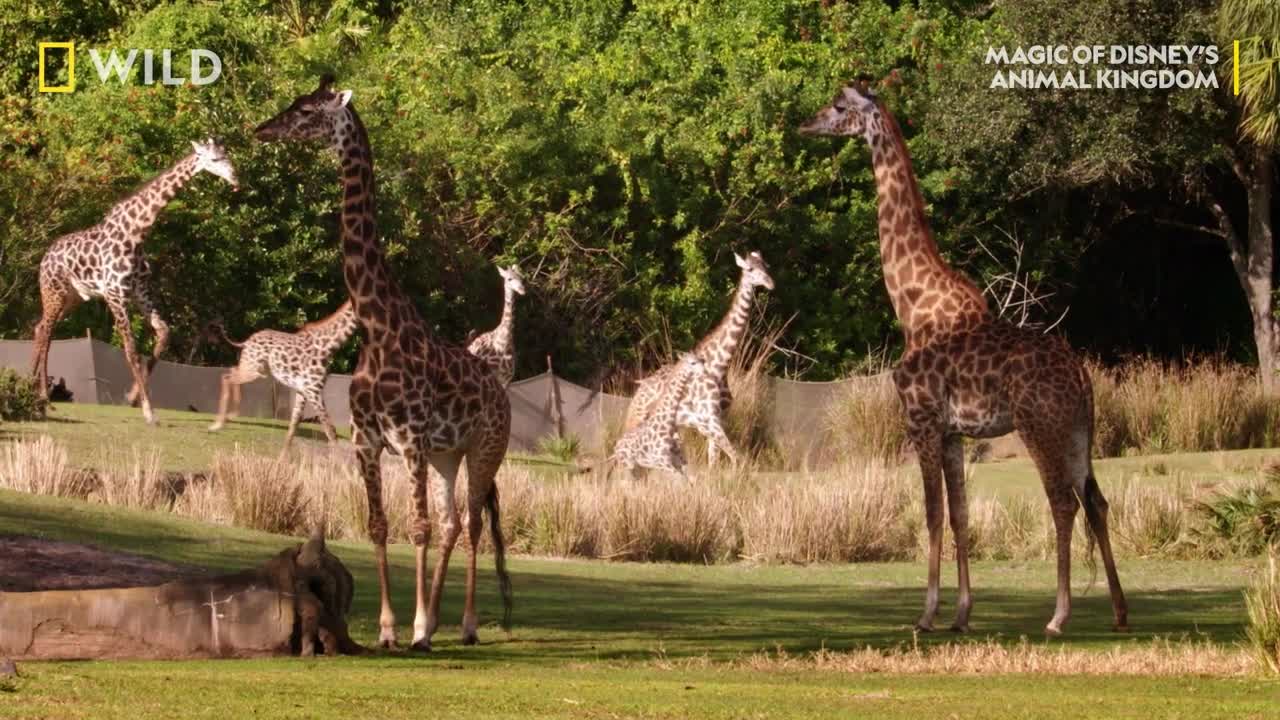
[[88, 446, 178, 511], [824, 373, 906, 465], [1090, 358, 1280, 457], [710, 638, 1257, 676], [0, 436, 93, 499]]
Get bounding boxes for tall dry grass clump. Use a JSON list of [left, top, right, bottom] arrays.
[[1090, 358, 1280, 456], [824, 373, 906, 464], [1245, 547, 1280, 675], [88, 446, 178, 511], [172, 451, 309, 536], [0, 436, 93, 498], [739, 461, 914, 563]]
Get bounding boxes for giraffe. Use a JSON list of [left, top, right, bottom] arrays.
[[800, 81, 1126, 636], [623, 251, 774, 467], [466, 264, 526, 387], [610, 352, 705, 481], [254, 76, 513, 651], [31, 139, 239, 424], [207, 299, 358, 452]]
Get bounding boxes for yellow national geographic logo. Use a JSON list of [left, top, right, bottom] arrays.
[[38, 41, 76, 93]]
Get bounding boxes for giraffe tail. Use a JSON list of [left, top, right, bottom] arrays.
[[210, 320, 246, 348], [486, 482, 513, 632]]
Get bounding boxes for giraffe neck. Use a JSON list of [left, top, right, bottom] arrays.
[[302, 300, 358, 353], [491, 286, 518, 352], [106, 154, 199, 243], [695, 275, 756, 379], [333, 108, 410, 339], [867, 107, 988, 347]]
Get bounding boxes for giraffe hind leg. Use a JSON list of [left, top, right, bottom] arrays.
[[942, 435, 973, 632], [31, 281, 78, 404], [209, 366, 260, 431]]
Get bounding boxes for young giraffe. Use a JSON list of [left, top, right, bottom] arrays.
[[610, 352, 705, 481], [624, 251, 774, 467], [466, 264, 526, 387], [800, 81, 1126, 636], [31, 139, 239, 423], [208, 300, 358, 452], [255, 76, 512, 651]]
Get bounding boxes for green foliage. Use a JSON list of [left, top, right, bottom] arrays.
[[0, 368, 42, 421], [1220, 0, 1280, 148], [536, 433, 582, 463], [1195, 468, 1280, 558]]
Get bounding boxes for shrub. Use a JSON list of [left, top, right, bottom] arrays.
[[537, 434, 582, 463], [1194, 468, 1280, 558], [0, 368, 43, 421], [824, 373, 907, 464]]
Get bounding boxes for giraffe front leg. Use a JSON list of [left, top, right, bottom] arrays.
[[303, 388, 338, 444], [106, 295, 155, 424], [280, 391, 306, 457], [942, 436, 972, 632], [910, 427, 945, 633], [127, 265, 168, 406], [415, 452, 463, 652], [356, 442, 397, 648]]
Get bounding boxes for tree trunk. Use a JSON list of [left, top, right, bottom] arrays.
[[1210, 147, 1277, 393], [1245, 150, 1276, 393]]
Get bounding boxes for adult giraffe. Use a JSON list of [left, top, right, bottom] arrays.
[[31, 140, 239, 423], [255, 77, 512, 650], [800, 80, 1126, 636]]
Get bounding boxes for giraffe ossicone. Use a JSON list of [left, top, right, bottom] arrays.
[[255, 76, 513, 652], [31, 139, 239, 424], [802, 83, 1126, 636]]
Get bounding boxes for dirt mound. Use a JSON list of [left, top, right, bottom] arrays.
[[0, 536, 206, 592]]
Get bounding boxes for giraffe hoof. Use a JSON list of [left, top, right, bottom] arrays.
[[409, 639, 432, 653], [913, 623, 935, 633], [1113, 623, 1130, 633], [1044, 625, 1064, 638], [461, 632, 479, 646], [949, 623, 970, 634], [378, 638, 398, 650]]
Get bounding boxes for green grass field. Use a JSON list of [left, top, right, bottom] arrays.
[[2, 404, 1278, 718]]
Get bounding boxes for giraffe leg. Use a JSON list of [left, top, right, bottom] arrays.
[[1019, 426, 1078, 636], [412, 450, 463, 652], [31, 282, 77, 403], [126, 277, 168, 406], [461, 502, 483, 645], [281, 390, 306, 453], [942, 436, 973, 632], [302, 387, 338, 444], [356, 440, 397, 648], [209, 367, 259, 431], [699, 418, 738, 469], [228, 382, 242, 419], [105, 294, 155, 424], [1072, 424, 1129, 631], [910, 425, 946, 632]]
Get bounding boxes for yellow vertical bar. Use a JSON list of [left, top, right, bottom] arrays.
[[1234, 39, 1240, 96]]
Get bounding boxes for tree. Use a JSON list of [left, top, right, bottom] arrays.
[[1217, 0, 1280, 391]]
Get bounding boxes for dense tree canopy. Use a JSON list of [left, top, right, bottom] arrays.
[[0, 0, 1271, 383]]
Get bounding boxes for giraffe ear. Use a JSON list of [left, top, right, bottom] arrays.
[[734, 252, 747, 268], [336, 89, 353, 107], [190, 140, 201, 154]]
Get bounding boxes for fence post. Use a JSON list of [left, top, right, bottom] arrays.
[[546, 354, 564, 439]]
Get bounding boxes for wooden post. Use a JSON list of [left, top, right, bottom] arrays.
[[546, 354, 564, 439]]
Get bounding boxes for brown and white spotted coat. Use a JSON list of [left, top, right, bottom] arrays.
[[31, 140, 238, 423], [208, 300, 358, 451], [624, 251, 774, 467], [611, 352, 705, 481], [801, 82, 1126, 636], [467, 264, 526, 387], [255, 76, 512, 651]]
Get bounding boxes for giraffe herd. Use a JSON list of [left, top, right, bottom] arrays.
[[26, 75, 1124, 645]]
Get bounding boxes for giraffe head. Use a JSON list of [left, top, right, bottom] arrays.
[[676, 351, 705, 375], [797, 80, 886, 142], [190, 138, 239, 190], [254, 75, 355, 149], [734, 250, 775, 291], [499, 265, 527, 296]]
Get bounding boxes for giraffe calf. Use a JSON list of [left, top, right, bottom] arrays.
[[610, 352, 705, 481], [208, 301, 357, 452]]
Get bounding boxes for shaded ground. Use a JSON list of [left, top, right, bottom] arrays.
[[0, 536, 206, 592]]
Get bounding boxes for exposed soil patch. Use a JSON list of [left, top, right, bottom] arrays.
[[0, 536, 207, 592]]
